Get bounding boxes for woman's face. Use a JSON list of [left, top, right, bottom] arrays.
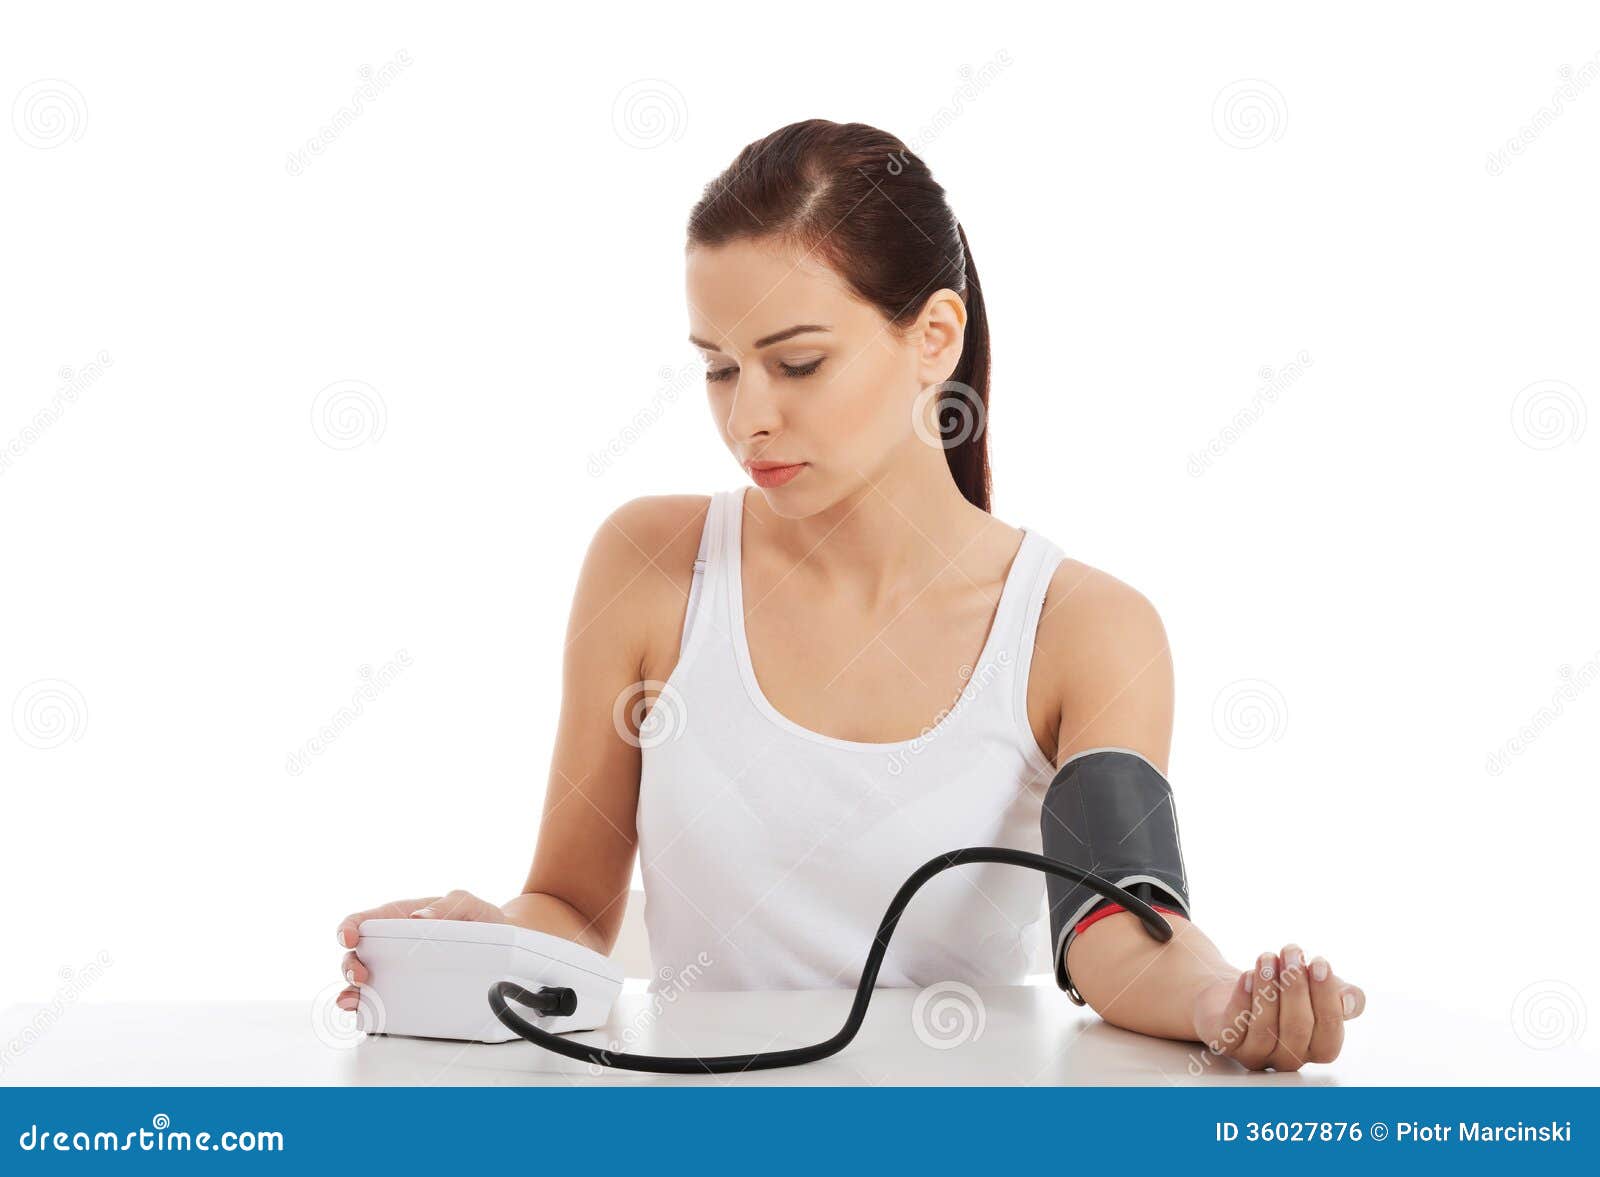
[[686, 237, 965, 518]]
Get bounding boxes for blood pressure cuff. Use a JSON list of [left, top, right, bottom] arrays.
[[1041, 748, 1192, 1005]]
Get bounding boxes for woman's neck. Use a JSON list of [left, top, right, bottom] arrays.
[[744, 448, 998, 606]]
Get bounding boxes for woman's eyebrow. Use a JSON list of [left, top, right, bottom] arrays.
[[688, 324, 831, 352]]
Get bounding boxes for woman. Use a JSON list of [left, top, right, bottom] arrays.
[[336, 118, 1365, 1072]]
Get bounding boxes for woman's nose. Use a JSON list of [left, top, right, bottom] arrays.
[[723, 374, 782, 446]]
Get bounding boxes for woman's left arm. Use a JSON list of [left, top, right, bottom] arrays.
[[1034, 562, 1365, 1071]]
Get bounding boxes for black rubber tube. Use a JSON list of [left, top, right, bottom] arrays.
[[487, 846, 1175, 1075]]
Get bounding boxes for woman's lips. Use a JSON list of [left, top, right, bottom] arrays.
[[747, 462, 806, 489]]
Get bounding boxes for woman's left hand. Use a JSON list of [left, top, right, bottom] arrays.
[[1190, 943, 1365, 1072]]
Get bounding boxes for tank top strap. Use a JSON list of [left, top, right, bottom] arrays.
[[1005, 528, 1069, 772], [705, 486, 739, 614], [675, 491, 727, 662], [973, 530, 1040, 658]]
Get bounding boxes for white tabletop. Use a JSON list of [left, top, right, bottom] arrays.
[[2, 985, 1593, 1086]]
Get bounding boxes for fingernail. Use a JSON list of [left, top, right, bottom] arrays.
[[1260, 957, 1275, 982], [336, 929, 348, 948], [345, 968, 356, 985], [1312, 957, 1329, 982], [1244, 969, 1254, 994], [1342, 991, 1357, 1016], [1285, 947, 1303, 970], [411, 907, 433, 918]]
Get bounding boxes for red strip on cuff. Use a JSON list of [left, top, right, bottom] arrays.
[[1073, 902, 1184, 937]]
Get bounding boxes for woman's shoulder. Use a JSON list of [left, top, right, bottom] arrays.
[[984, 511, 1167, 677], [1036, 554, 1161, 629], [602, 493, 713, 546], [1029, 553, 1175, 756], [581, 494, 712, 595], [1035, 553, 1170, 670], [573, 495, 715, 678]]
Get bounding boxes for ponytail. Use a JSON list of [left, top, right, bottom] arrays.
[[943, 222, 992, 512]]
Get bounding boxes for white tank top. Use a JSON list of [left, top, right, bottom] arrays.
[[636, 487, 1068, 992]]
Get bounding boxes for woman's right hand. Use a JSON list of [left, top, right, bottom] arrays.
[[335, 890, 510, 1011]]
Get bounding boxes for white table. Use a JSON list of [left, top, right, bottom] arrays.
[[2, 986, 1593, 1086]]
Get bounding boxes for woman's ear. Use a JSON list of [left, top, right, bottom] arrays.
[[914, 288, 969, 385]]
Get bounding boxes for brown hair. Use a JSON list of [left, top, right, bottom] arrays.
[[686, 119, 992, 512]]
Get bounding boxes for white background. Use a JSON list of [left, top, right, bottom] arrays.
[[2, 1, 1596, 1059]]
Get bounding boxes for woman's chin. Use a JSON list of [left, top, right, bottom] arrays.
[[758, 478, 876, 524], [752, 476, 825, 519], [755, 486, 810, 519]]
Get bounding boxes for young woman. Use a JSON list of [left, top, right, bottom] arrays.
[[335, 119, 1364, 1072]]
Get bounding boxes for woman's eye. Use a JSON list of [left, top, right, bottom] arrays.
[[704, 358, 823, 383]]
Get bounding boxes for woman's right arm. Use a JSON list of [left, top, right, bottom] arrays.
[[335, 496, 706, 1009]]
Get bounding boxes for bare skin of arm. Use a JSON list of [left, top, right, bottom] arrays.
[[1028, 561, 1365, 1071], [336, 496, 706, 998], [508, 494, 708, 952]]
